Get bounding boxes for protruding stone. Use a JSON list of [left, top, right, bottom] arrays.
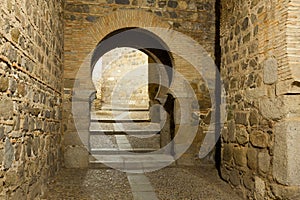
[[263, 58, 278, 85], [243, 173, 255, 190], [0, 126, 4, 139], [250, 131, 269, 148], [274, 118, 300, 185], [255, 177, 265, 199], [258, 151, 270, 174], [0, 76, 9, 92], [168, 0, 178, 8], [222, 143, 233, 162], [236, 126, 249, 145], [115, 0, 129, 4], [260, 98, 285, 120], [11, 28, 20, 43], [242, 17, 249, 30], [0, 97, 13, 119], [227, 120, 236, 142], [235, 111, 248, 126], [233, 147, 247, 167], [4, 137, 14, 169], [247, 148, 258, 170], [229, 169, 241, 186]]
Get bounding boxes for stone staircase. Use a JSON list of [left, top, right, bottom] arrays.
[[88, 108, 175, 172]]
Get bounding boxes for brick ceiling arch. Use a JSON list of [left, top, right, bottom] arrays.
[[88, 9, 170, 44]]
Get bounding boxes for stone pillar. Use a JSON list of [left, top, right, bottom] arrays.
[[274, 116, 300, 186]]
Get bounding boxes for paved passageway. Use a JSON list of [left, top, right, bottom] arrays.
[[44, 166, 241, 199]]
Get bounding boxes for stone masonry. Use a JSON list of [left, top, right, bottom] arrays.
[[0, 0, 299, 199], [94, 47, 149, 109], [0, 0, 64, 199], [63, 0, 216, 168], [220, 0, 300, 199]]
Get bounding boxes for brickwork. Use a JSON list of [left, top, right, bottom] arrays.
[[220, 0, 300, 199], [0, 0, 64, 198]]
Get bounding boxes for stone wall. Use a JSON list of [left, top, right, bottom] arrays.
[[220, 0, 300, 199], [0, 0, 64, 198], [63, 0, 217, 167], [94, 47, 149, 109]]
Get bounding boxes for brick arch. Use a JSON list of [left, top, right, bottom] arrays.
[[88, 9, 170, 44]]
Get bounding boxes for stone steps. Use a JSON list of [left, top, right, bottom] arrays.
[[90, 148, 158, 154], [89, 122, 161, 135], [89, 154, 175, 172], [88, 108, 164, 171], [90, 110, 150, 122]]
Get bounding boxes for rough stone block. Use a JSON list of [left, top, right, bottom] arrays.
[[227, 120, 236, 142], [234, 111, 248, 126], [0, 76, 9, 92], [250, 131, 269, 148], [255, 176, 265, 199], [247, 148, 258, 170], [0, 97, 13, 119], [263, 58, 278, 84], [4, 137, 14, 169], [222, 143, 233, 162], [233, 147, 247, 167], [258, 151, 270, 174], [259, 97, 285, 120], [274, 118, 300, 186], [229, 169, 241, 186], [236, 126, 249, 145], [243, 173, 255, 190]]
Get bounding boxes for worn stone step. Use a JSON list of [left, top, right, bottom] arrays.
[[89, 154, 175, 172], [90, 110, 151, 122], [90, 148, 159, 155], [90, 134, 161, 149], [89, 130, 161, 136], [89, 122, 161, 134], [98, 106, 149, 111]]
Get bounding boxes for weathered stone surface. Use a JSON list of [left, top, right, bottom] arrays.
[[255, 177, 265, 199], [250, 131, 269, 148], [233, 147, 247, 167], [64, 146, 89, 168], [227, 120, 236, 142], [4, 137, 14, 169], [229, 169, 241, 186], [0, 0, 64, 197], [243, 173, 255, 190], [258, 151, 271, 174], [247, 148, 257, 170], [0, 97, 13, 119], [234, 111, 248, 126], [274, 118, 300, 186], [263, 58, 278, 84], [222, 143, 233, 162], [115, 0, 130, 4], [259, 98, 285, 120], [0, 126, 4, 139], [9, 78, 17, 93], [249, 109, 259, 126], [0, 76, 9, 92], [271, 184, 300, 200], [236, 126, 249, 145]]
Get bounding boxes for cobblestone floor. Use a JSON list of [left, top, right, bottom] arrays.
[[44, 165, 241, 200]]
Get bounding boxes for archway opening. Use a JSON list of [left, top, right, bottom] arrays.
[[89, 28, 175, 162]]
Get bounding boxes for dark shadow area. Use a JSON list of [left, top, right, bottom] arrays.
[[214, 0, 222, 174]]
